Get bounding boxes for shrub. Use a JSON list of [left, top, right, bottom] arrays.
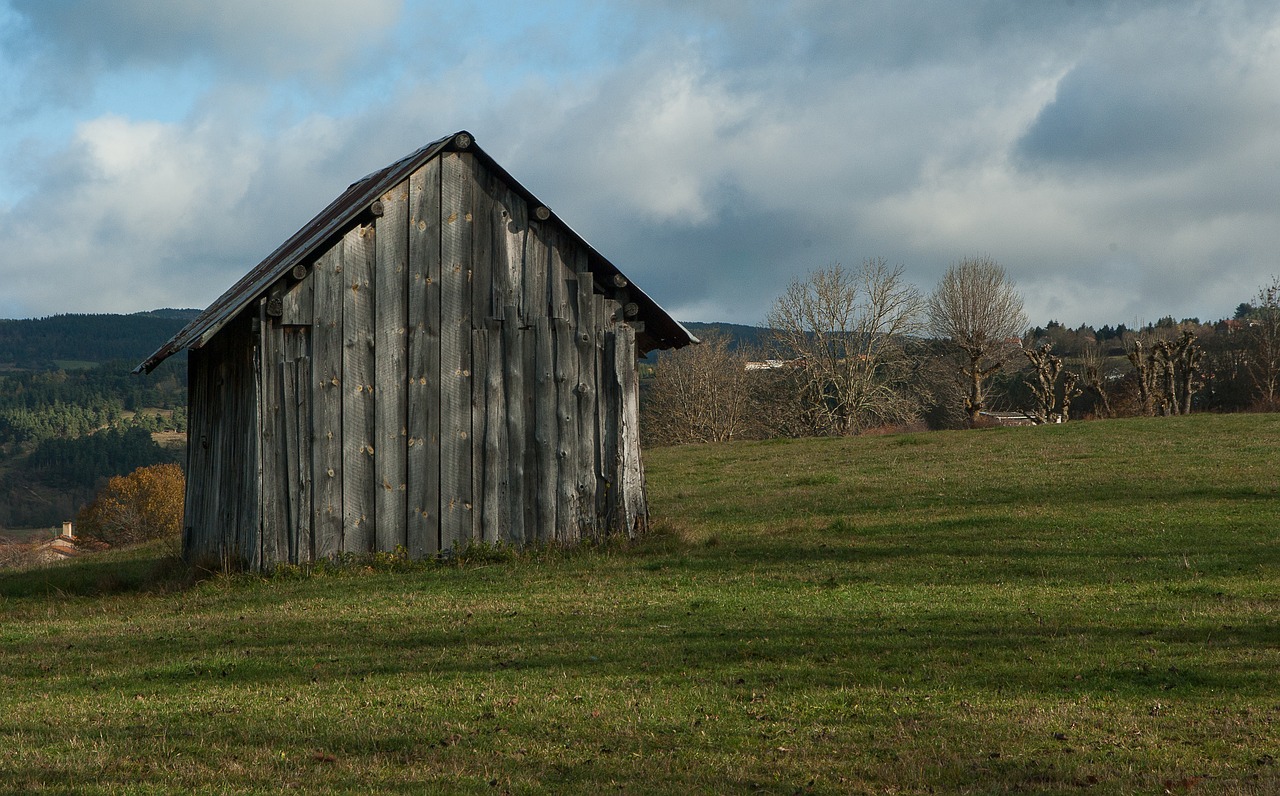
[[75, 463, 184, 547]]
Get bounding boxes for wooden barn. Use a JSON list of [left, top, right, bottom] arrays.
[[138, 131, 695, 569]]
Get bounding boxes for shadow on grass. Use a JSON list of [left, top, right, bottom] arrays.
[[632, 528, 1279, 592], [39, 582, 1280, 707], [0, 544, 196, 598]]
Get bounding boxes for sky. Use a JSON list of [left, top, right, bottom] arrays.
[[0, 0, 1278, 329]]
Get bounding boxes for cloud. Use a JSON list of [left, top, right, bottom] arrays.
[[1, 0, 405, 116], [0, 106, 379, 316], [7, 0, 403, 75], [1, 0, 1278, 329], [1015, 4, 1279, 174]]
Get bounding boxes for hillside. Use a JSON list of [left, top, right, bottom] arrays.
[[679, 320, 772, 351], [0, 311, 194, 531], [0, 414, 1275, 793], [0, 309, 197, 369]]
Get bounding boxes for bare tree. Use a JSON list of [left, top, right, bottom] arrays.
[[1078, 340, 1114, 418], [1246, 276, 1280, 409], [1021, 343, 1079, 423], [927, 256, 1027, 425], [766, 259, 925, 436], [1126, 337, 1159, 415], [1126, 331, 1204, 416], [641, 332, 760, 445]]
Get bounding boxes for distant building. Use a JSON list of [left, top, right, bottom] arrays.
[[978, 411, 1038, 427], [28, 522, 80, 565]]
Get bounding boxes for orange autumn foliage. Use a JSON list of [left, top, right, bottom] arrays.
[[76, 463, 185, 547]]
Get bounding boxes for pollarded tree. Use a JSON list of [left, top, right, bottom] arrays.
[[927, 256, 1027, 425], [767, 259, 926, 436], [1246, 276, 1280, 409], [1126, 331, 1204, 416], [1022, 343, 1083, 424]]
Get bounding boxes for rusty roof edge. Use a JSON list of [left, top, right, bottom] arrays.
[[136, 129, 695, 372]]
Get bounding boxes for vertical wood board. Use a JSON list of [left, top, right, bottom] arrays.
[[258, 303, 285, 568], [375, 182, 409, 552], [407, 159, 442, 557], [342, 223, 377, 553], [522, 221, 550, 323], [482, 317, 508, 544], [501, 304, 526, 545], [574, 276, 600, 537], [533, 316, 557, 541], [471, 328, 488, 544], [311, 243, 344, 560], [554, 315, 579, 541], [439, 152, 474, 551]]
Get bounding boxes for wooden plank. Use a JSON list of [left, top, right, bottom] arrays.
[[407, 158, 442, 557], [554, 315, 579, 541], [533, 316, 557, 542], [183, 347, 213, 562], [238, 319, 262, 570], [470, 158, 494, 324], [521, 323, 539, 540], [522, 219, 550, 323], [294, 353, 314, 563], [483, 317, 508, 545], [342, 223, 376, 554], [501, 304, 526, 545], [549, 232, 573, 321], [596, 301, 620, 533], [439, 151, 474, 552], [599, 326, 620, 534], [574, 275, 599, 538], [271, 320, 313, 563], [208, 349, 229, 562], [279, 357, 299, 563], [488, 177, 526, 314], [311, 243, 344, 561], [616, 322, 646, 537], [281, 269, 313, 325], [471, 328, 488, 544], [375, 181, 409, 553], [259, 300, 285, 568]]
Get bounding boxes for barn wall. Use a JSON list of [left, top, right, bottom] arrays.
[[183, 312, 261, 566], [242, 150, 646, 568]]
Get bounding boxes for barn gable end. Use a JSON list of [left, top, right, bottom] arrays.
[[140, 132, 695, 568]]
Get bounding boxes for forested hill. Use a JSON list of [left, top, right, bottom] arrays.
[[676, 322, 771, 352], [0, 311, 197, 532], [0, 310, 199, 369]]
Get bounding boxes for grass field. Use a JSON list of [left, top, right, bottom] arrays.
[[0, 414, 1277, 794]]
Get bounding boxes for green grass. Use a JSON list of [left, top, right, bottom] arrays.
[[1, 414, 1277, 794]]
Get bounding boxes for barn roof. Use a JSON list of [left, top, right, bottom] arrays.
[[136, 130, 696, 374]]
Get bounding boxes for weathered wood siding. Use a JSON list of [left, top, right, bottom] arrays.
[[184, 313, 261, 565], [197, 151, 649, 568]]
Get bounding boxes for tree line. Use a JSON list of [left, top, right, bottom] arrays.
[[0, 311, 194, 369], [642, 257, 1280, 445]]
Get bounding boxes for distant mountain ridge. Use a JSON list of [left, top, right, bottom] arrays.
[[678, 321, 771, 353], [0, 310, 200, 369]]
